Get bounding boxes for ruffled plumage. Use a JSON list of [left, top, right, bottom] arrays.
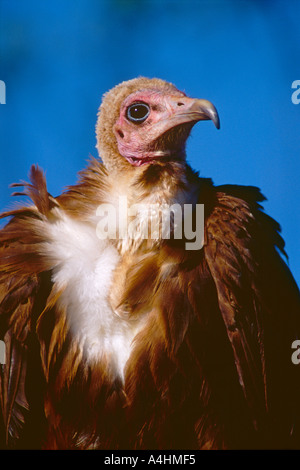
[[1, 77, 300, 450]]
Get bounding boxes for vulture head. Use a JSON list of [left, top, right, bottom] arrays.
[[96, 77, 220, 173]]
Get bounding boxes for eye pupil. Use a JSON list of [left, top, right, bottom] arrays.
[[126, 103, 150, 123]]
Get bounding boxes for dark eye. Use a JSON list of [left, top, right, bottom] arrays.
[[126, 102, 150, 123]]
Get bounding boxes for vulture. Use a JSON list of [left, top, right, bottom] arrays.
[[0, 77, 300, 450]]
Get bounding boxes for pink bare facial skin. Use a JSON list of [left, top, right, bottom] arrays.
[[113, 89, 219, 167], [113, 89, 188, 167]]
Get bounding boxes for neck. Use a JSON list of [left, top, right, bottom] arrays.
[[107, 159, 200, 254]]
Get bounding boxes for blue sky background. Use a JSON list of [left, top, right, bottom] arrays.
[[0, 0, 299, 286]]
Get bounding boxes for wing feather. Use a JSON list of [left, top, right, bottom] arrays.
[[203, 184, 300, 444], [0, 166, 53, 448]]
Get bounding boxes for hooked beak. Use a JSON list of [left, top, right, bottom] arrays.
[[181, 97, 220, 129], [163, 95, 220, 130]]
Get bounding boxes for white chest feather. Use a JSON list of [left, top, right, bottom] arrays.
[[45, 212, 144, 381]]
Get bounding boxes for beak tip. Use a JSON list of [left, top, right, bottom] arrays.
[[212, 111, 220, 130]]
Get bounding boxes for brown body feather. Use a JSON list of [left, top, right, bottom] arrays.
[[0, 162, 299, 449]]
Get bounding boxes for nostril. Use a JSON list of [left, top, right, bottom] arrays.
[[117, 129, 124, 138], [177, 102, 185, 106]]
